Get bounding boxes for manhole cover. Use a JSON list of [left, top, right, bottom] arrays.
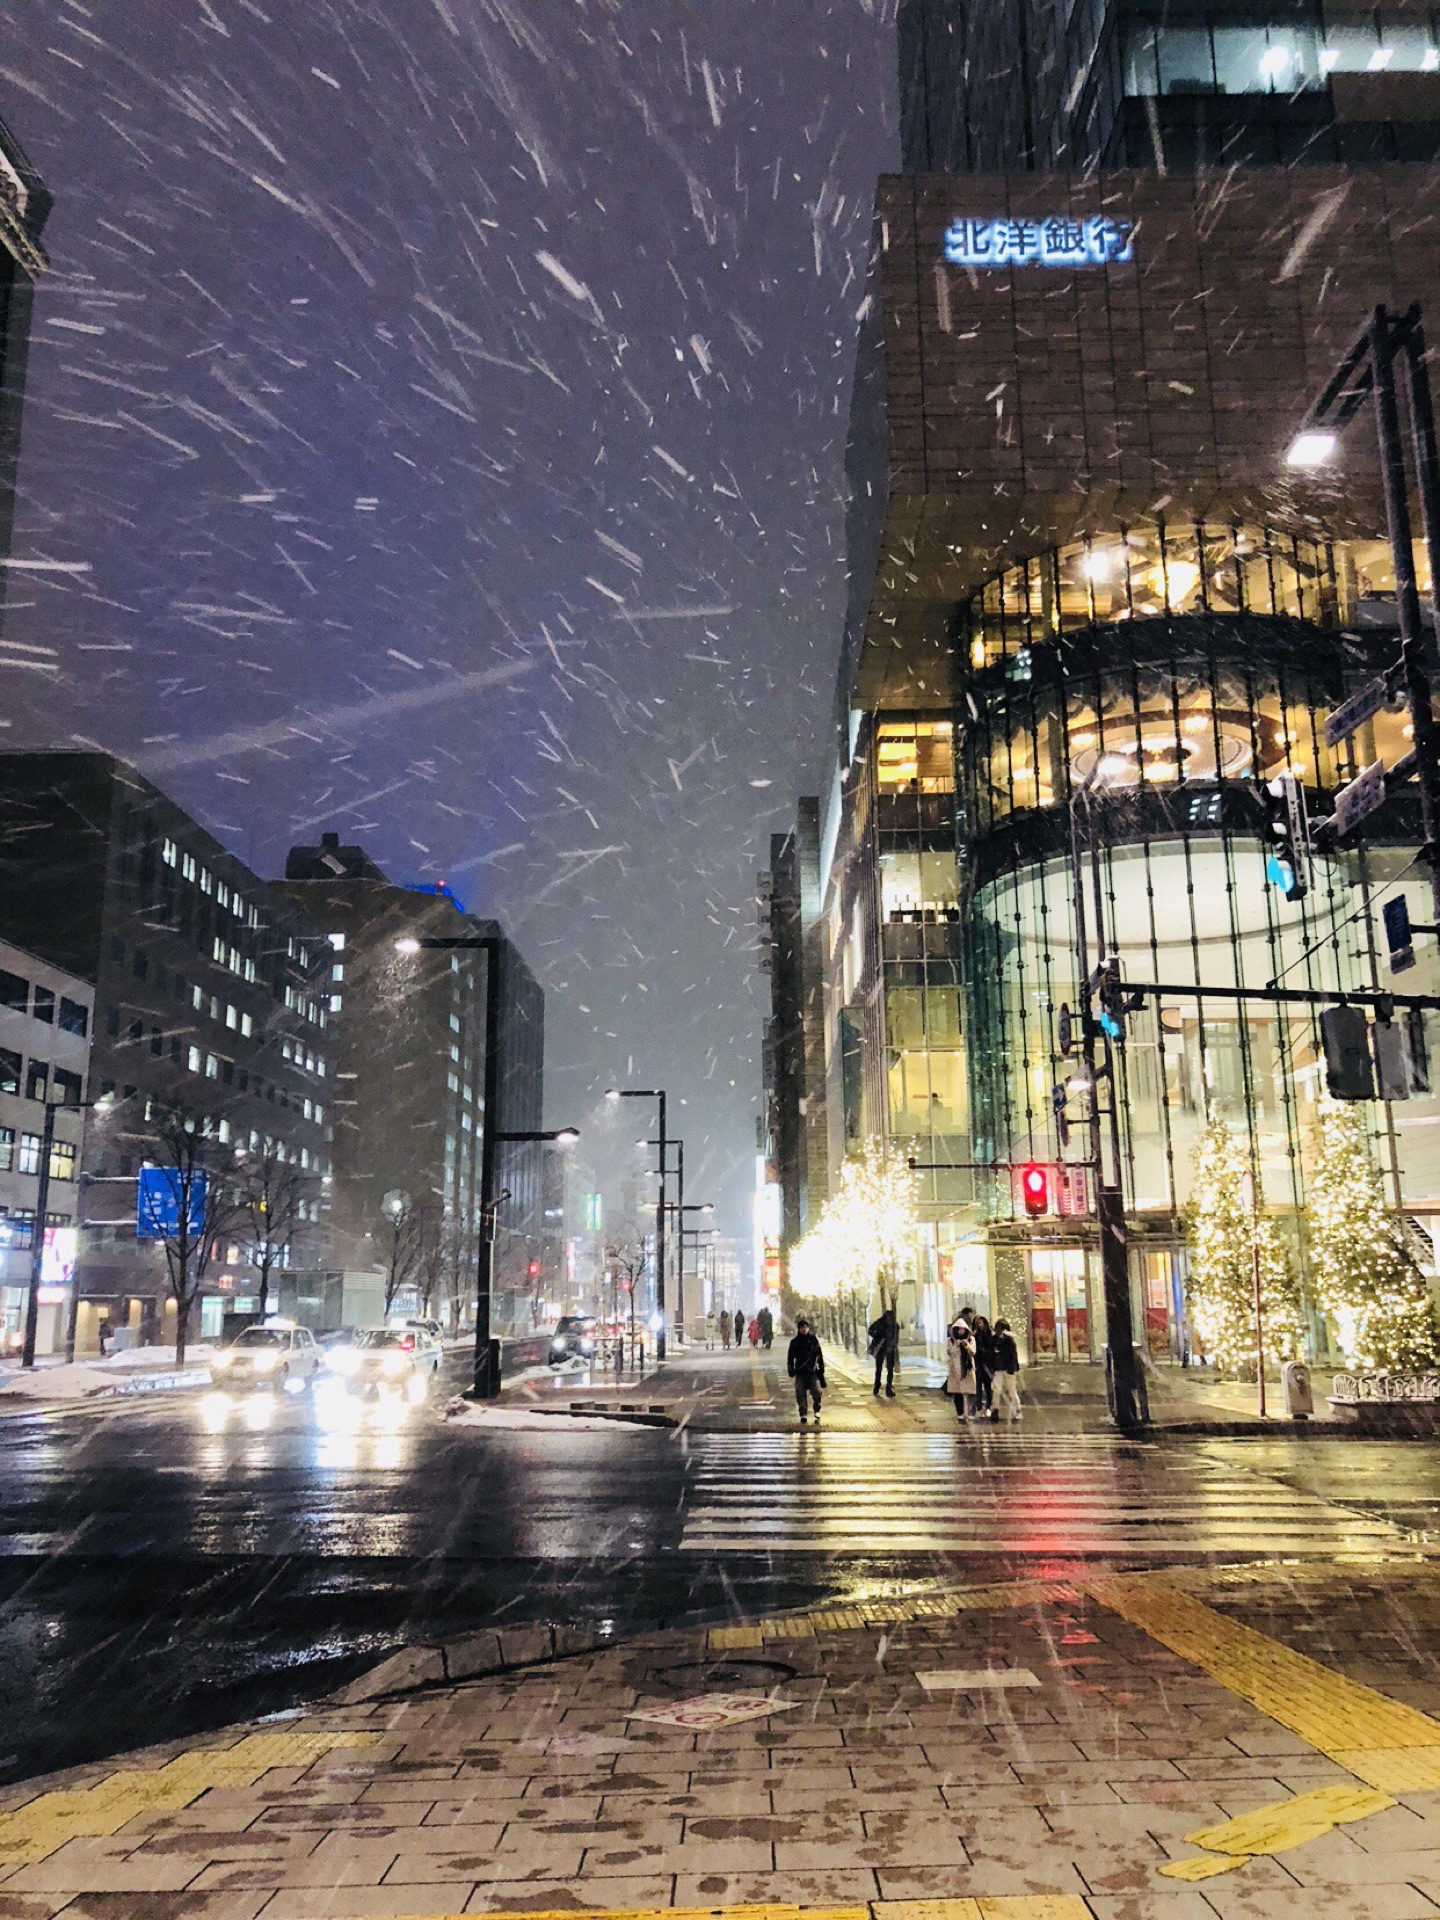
[[640, 1657, 799, 1692]]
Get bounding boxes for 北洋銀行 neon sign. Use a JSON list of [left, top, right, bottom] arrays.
[[943, 215, 1134, 268]]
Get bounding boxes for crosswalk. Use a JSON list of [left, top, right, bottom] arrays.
[[680, 1432, 1406, 1555]]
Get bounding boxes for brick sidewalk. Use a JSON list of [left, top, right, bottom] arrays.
[[8, 1565, 1440, 1917]]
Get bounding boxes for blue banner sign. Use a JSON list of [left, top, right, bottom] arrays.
[[943, 215, 1134, 270], [136, 1165, 207, 1239]]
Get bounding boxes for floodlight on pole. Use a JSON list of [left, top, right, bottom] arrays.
[[393, 936, 422, 955]]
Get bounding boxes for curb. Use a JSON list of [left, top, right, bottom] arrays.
[[328, 1619, 619, 1704]]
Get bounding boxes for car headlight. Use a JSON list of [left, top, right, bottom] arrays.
[[381, 1351, 407, 1377], [326, 1348, 359, 1375], [212, 1352, 233, 1370], [250, 1351, 279, 1373]]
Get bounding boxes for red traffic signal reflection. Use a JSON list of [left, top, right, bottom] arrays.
[[1020, 1163, 1049, 1217]]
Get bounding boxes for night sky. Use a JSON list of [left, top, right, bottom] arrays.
[[0, 0, 897, 1258]]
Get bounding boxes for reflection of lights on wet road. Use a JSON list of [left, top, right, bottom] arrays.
[[200, 1390, 276, 1433]]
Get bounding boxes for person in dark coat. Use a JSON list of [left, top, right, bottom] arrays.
[[991, 1318, 1022, 1422], [787, 1317, 826, 1423], [972, 1314, 996, 1417], [868, 1306, 900, 1398], [757, 1306, 774, 1349], [733, 1308, 745, 1347]]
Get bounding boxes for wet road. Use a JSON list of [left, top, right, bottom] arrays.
[[0, 1351, 1436, 1785]]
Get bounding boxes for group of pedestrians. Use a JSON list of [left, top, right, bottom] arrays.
[[714, 1306, 773, 1350], [945, 1305, 1021, 1422], [784, 1301, 1022, 1426]]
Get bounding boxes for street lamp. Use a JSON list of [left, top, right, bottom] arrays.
[[22, 1089, 119, 1369], [394, 933, 578, 1396], [606, 1086, 669, 1358], [1289, 302, 1440, 924]]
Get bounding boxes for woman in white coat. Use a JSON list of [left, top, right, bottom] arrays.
[[945, 1319, 978, 1422]]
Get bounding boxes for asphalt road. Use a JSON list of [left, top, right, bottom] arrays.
[[0, 1347, 1436, 1787]]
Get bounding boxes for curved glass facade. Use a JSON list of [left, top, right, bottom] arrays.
[[943, 556, 1440, 1362]]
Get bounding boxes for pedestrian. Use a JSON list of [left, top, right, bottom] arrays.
[[734, 1308, 745, 1347], [991, 1318, 1022, 1422], [787, 1315, 826, 1424], [720, 1310, 732, 1350], [747, 1316, 760, 1348], [758, 1306, 774, 1349], [972, 1313, 995, 1417], [705, 1311, 716, 1351], [867, 1305, 899, 1399], [945, 1317, 978, 1422]]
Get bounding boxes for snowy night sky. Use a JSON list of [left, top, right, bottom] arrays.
[[0, 0, 898, 1249]]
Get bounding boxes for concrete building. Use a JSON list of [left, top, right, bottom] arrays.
[[277, 835, 545, 1334], [0, 752, 331, 1350], [761, 801, 830, 1279], [780, 4, 1440, 1363], [0, 941, 92, 1356]]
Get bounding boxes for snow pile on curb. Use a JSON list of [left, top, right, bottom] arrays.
[[443, 1397, 631, 1432], [0, 1364, 116, 1401], [95, 1344, 218, 1371]]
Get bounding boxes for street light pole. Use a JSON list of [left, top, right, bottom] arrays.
[[394, 932, 576, 1399], [607, 1087, 668, 1359], [20, 1099, 56, 1369]]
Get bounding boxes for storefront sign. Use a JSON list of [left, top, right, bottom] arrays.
[[943, 214, 1134, 269]]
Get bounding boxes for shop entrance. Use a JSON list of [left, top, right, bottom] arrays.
[[1029, 1249, 1092, 1361]]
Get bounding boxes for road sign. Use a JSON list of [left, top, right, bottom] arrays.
[[136, 1166, 207, 1239], [1057, 1003, 1073, 1056], [1383, 895, 1416, 973], [1325, 675, 1392, 749], [1331, 760, 1387, 838]]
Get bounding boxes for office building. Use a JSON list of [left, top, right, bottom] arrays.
[[277, 835, 546, 1333], [781, 7, 1440, 1362], [761, 802, 830, 1278], [0, 752, 332, 1349], [0, 940, 92, 1356]]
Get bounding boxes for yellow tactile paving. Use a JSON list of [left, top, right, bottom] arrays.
[[1334, 1746, 1440, 1791], [1087, 1573, 1440, 1756], [0, 1730, 378, 1874], [707, 1625, 765, 1651], [335, 1906, 1086, 1920], [1188, 1781, 1394, 1857], [874, 1902, 1090, 1919]]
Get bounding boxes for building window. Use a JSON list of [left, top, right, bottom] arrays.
[[106, 1008, 120, 1038], [58, 997, 89, 1037], [0, 969, 27, 1013], [217, 880, 230, 908], [205, 1053, 219, 1080], [53, 1068, 83, 1104], [0, 1049, 18, 1097], [17, 1132, 42, 1175], [0, 1127, 12, 1171], [31, 986, 54, 1024], [182, 851, 197, 882], [213, 938, 226, 964], [328, 932, 345, 951], [225, 1004, 237, 1030], [241, 1012, 253, 1038], [162, 837, 178, 867], [199, 867, 213, 895], [329, 994, 342, 1012], [48, 1140, 76, 1182], [5, 1209, 35, 1249], [25, 1061, 47, 1102], [187, 1045, 201, 1073], [150, 1026, 163, 1057]]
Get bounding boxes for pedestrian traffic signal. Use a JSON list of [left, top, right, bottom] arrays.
[[1260, 773, 1309, 902], [1095, 958, 1127, 1040], [1020, 1163, 1049, 1217]]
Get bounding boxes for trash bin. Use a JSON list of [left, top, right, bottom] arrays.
[[1282, 1359, 1313, 1421]]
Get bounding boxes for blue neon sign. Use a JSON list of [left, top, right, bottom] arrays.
[[943, 215, 1134, 269]]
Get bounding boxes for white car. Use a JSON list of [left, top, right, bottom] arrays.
[[323, 1326, 442, 1400], [210, 1324, 322, 1392]]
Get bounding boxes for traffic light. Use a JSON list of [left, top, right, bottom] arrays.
[[527, 1260, 541, 1279], [1096, 957, 1126, 1040], [1020, 1163, 1048, 1217], [1260, 773, 1309, 902]]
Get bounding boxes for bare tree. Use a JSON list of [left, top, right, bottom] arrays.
[[139, 1103, 245, 1367], [604, 1234, 647, 1343], [439, 1213, 479, 1334], [380, 1193, 442, 1315], [237, 1146, 310, 1321]]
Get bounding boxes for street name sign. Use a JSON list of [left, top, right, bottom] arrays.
[[1331, 759, 1387, 837], [1325, 676, 1391, 749]]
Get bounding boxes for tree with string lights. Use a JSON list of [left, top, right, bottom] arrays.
[[1309, 1093, 1436, 1368], [1184, 1113, 1302, 1372], [787, 1138, 919, 1349]]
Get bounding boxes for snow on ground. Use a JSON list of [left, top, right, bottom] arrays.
[[443, 1397, 632, 1433], [0, 1347, 217, 1400]]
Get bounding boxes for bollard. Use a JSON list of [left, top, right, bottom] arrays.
[[1282, 1358, 1314, 1421]]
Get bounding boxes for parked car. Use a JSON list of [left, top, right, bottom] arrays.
[[210, 1323, 322, 1392], [404, 1317, 444, 1342], [323, 1326, 442, 1399]]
